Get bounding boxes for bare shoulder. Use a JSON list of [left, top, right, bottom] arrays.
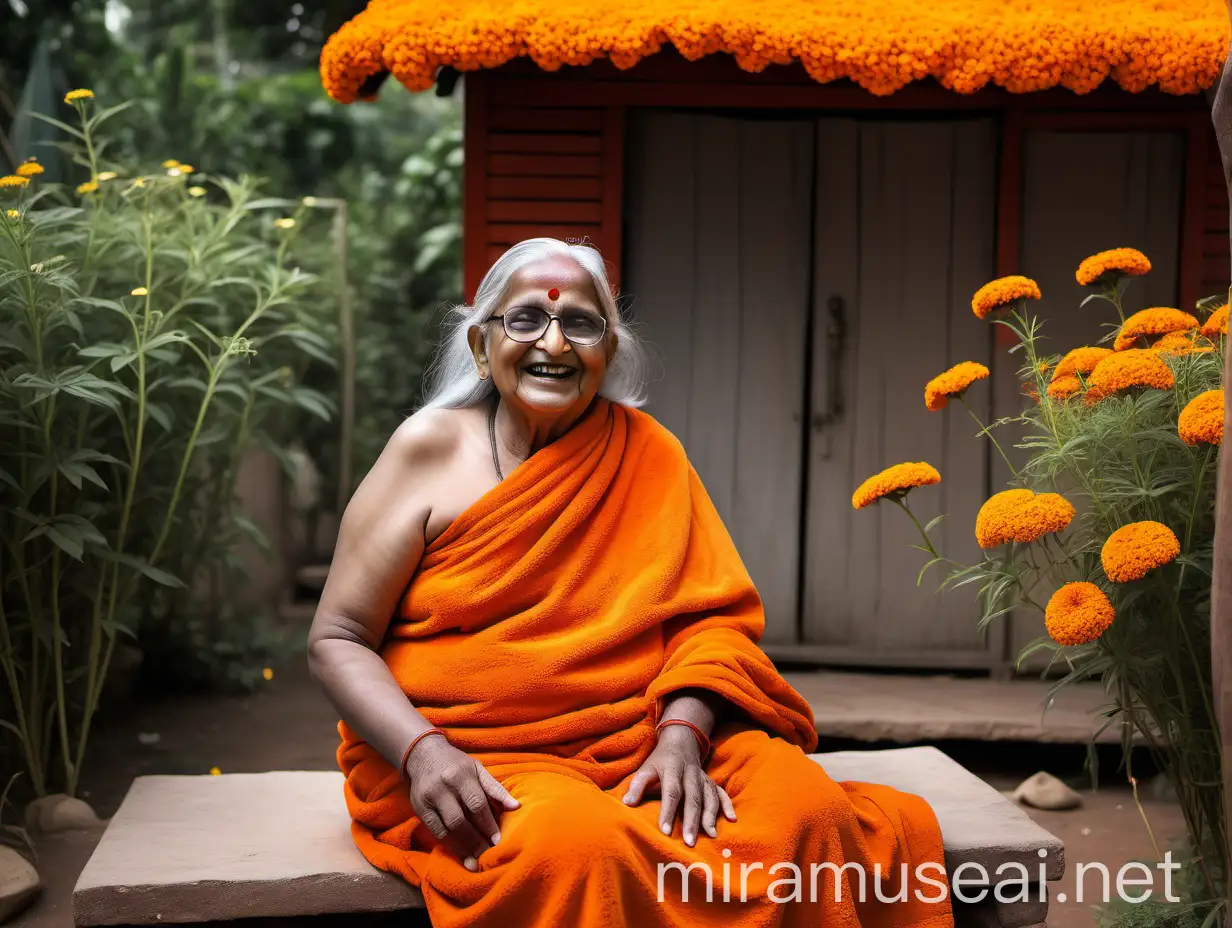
[[385, 405, 475, 470]]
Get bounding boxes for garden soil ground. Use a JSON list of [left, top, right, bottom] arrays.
[[21, 659, 1188, 928]]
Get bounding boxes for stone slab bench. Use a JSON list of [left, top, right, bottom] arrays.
[[73, 746, 1062, 927]]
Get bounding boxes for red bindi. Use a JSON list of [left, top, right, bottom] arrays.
[[547, 288, 560, 301]]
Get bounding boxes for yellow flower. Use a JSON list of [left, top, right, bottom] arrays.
[[1178, 390, 1224, 446], [1075, 248, 1151, 287], [274, 217, 297, 230], [77, 180, 100, 195], [5, 210, 18, 220], [162, 159, 181, 169], [188, 186, 207, 197], [96, 171, 118, 182], [1084, 349, 1174, 404], [1200, 304, 1228, 339], [131, 177, 147, 189], [1113, 308, 1199, 351], [263, 667, 274, 681], [177, 164, 195, 175], [1045, 582, 1115, 646], [131, 287, 149, 297], [64, 88, 95, 103], [975, 488, 1075, 549], [971, 275, 1041, 320], [1052, 347, 1111, 381], [209, 766, 222, 776], [0, 175, 30, 189], [851, 462, 940, 510], [925, 361, 990, 412], [1046, 374, 1083, 400], [1101, 521, 1180, 582], [16, 162, 43, 177], [302, 196, 319, 206]]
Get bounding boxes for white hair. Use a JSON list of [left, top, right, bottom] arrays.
[[419, 237, 652, 411]]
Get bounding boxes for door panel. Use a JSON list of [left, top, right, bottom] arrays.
[[1001, 130, 1184, 661], [804, 118, 999, 664], [623, 110, 814, 645]]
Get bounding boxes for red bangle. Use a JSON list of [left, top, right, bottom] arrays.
[[400, 728, 446, 777], [656, 718, 711, 759]]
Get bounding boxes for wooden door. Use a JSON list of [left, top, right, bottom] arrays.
[[998, 129, 1185, 661], [622, 110, 814, 646], [801, 118, 1000, 668]]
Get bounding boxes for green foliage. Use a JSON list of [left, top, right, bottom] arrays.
[[0, 95, 331, 796], [901, 273, 1227, 917]]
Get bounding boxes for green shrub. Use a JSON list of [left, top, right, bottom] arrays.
[[0, 91, 333, 796]]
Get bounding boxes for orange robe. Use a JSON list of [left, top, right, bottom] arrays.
[[339, 398, 954, 928]]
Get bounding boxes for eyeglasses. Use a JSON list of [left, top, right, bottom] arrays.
[[489, 305, 607, 347]]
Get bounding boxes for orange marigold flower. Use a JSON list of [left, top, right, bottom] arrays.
[[1052, 347, 1112, 380], [852, 462, 940, 510], [0, 175, 30, 189], [64, 88, 94, 103], [1047, 375, 1083, 400], [1152, 330, 1214, 357], [1113, 308, 1199, 351], [1045, 582, 1115, 646], [319, 2, 1231, 103], [1200, 304, 1228, 338], [1101, 521, 1180, 582], [925, 361, 990, 412], [975, 489, 1075, 549], [1084, 349, 1174, 404], [1178, 390, 1224, 446], [971, 276, 1041, 319], [1076, 248, 1151, 287], [15, 162, 43, 177]]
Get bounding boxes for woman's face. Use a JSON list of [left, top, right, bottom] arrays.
[[470, 255, 615, 418]]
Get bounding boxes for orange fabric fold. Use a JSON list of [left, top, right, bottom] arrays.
[[339, 398, 954, 928]]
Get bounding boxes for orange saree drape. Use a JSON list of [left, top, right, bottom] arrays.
[[338, 398, 954, 928]]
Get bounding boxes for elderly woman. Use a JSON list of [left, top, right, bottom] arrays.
[[308, 238, 953, 928]]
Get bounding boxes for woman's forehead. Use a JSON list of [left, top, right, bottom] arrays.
[[506, 256, 598, 304]]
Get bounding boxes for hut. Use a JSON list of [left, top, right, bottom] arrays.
[[321, 2, 1231, 673]]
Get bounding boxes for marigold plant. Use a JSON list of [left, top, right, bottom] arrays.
[[868, 254, 1226, 912], [924, 361, 989, 411], [1113, 307, 1200, 350], [1179, 390, 1224, 446], [1101, 521, 1181, 582], [1075, 247, 1152, 287], [851, 462, 940, 510], [1201, 304, 1228, 338], [1044, 582, 1116, 646], [971, 275, 1041, 319]]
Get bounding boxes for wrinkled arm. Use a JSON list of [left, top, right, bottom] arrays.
[[307, 415, 451, 774]]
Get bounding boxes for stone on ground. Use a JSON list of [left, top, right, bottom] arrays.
[[1013, 771, 1082, 811], [24, 796, 103, 834], [0, 845, 40, 923]]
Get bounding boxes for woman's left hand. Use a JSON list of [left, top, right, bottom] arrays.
[[621, 725, 736, 846]]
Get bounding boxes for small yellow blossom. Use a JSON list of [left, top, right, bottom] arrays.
[[209, 766, 222, 776], [263, 667, 274, 681], [131, 287, 149, 297], [302, 196, 319, 206], [5, 210, 18, 220], [64, 88, 95, 104], [188, 186, 207, 197], [130, 177, 147, 189], [0, 175, 30, 189], [162, 159, 181, 169], [274, 217, 297, 230], [77, 180, 99, 195], [96, 171, 118, 182], [16, 162, 43, 177]]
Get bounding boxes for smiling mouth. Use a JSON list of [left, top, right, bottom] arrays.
[[523, 363, 578, 380]]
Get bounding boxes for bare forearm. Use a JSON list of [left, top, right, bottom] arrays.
[[659, 688, 727, 738], [308, 635, 435, 773]]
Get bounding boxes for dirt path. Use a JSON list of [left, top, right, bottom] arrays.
[[18, 661, 1188, 927]]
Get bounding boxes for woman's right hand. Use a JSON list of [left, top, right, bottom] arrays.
[[404, 735, 520, 871]]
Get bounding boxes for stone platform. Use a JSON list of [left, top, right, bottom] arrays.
[[73, 746, 1061, 927]]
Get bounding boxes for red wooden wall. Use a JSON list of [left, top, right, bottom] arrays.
[[463, 72, 624, 301]]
